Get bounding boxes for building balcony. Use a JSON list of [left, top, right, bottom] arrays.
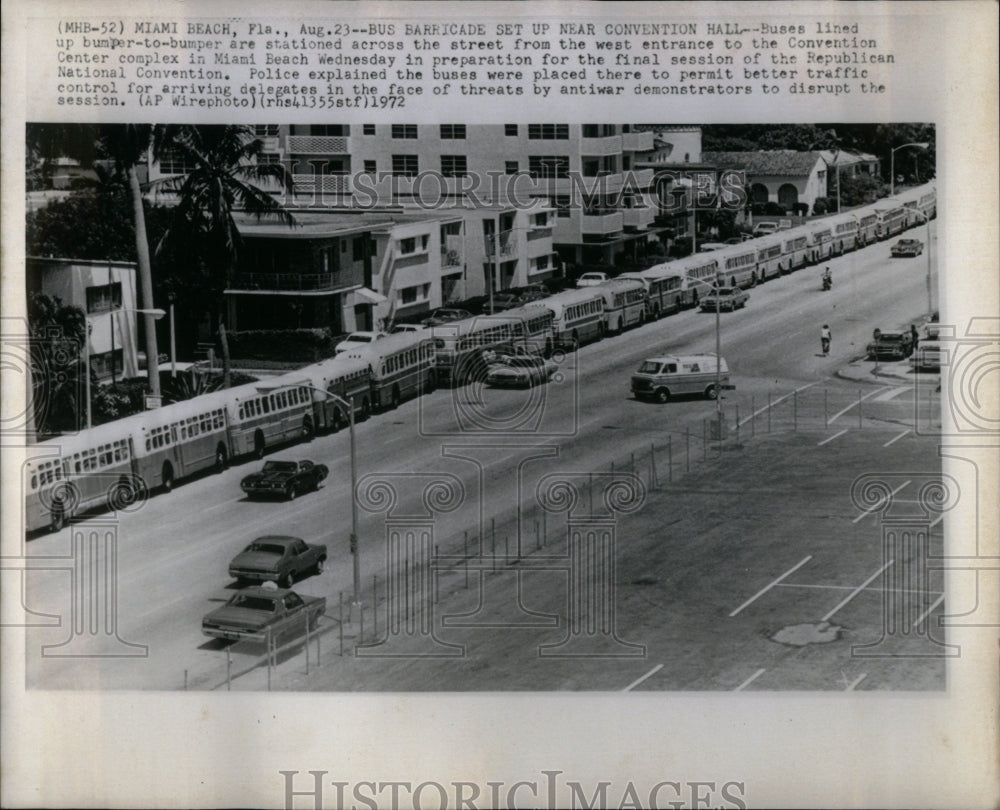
[[580, 134, 623, 156], [291, 173, 353, 199], [485, 233, 517, 259], [227, 272, 357, 294], [286, 135, 350, 155], [441, 247, 464, 268], [623, 206, 657, 230], [622, 131, 655, 152], [581, 211, 624, 235]]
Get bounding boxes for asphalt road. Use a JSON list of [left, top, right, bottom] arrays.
[[23, 226, 943, 690]]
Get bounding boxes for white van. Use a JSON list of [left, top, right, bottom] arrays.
[[630, 354, 730, 403]]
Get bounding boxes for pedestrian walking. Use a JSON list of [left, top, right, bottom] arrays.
[[821, 324, 832, 355]]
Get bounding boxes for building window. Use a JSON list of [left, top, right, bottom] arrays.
[[391, 124, 418, 139], [157, 149, 197, 175], [362, 124, 376, 135], [529, 156, 569, 179], [440, 155, 468, 178], [504, 124, 518, 136], [311, 125, 349, 136], [530, 211, 550, 228], [391, 155, 419, 177], [257, 153, 280, 165], [85, 282, 123, 314], [582, 125, 615, 138], [505, 160, 519, 175], [353, 237, 367, 262], [531, 255, 551, 273], [440, 124, 466, 139], [398, 234, 430, 255], [253, 125, 279, 137], [397, 283, 430, 305], [363, 160, 377, 175], [528, 124, 569, 140]]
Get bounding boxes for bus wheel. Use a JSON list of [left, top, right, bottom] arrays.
[[215, 445, 228, 473], [424, 374, 435, 395], [391, 385, 401, 409], [50, 506, 65, 533], [302, 417, 314, 442], [705, 385, 719, 401], [162, 463, 175, 493], [254, 431, 266, 459], [655, 388, 671, 404]]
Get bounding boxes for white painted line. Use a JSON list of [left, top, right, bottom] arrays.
[[874, 386, 909, 403], [739, 382, 819, 426], [729, 555, 813, 617], [883, 429, 911, 447], [821, 561, 894, 622], [734, 668, 766, 691], [623, 663, 663, 692], [829, 386, 889, 424], [818, 429, 848, 446], [852, 481, 910, 523], [913, 594, 946, 628], [845, 673, 867, 691]]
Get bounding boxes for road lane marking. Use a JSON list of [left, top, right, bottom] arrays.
[[739, 382, 818, 426], [777, 582, 943, 596], [818, 429, 848, 446], [852, 481, 910, 523], [913, 594, 946, 628], [734, 668, 766, 691], [729, 555, 813, 617], [845, 673, 867, 691], [874, 387, 909, 402], [623, 664, 663, 692], [883, 429, 911, 447], [829, 386, 890, 423], [821, 561, 894, 622]]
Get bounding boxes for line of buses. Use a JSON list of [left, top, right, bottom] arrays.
[[23, 184, 935, 533]]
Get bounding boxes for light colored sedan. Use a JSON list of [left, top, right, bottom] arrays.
[[699, 287, 749, 312], [576, 272, 609, 287], [334, 330, 387, 354], [485, 355, 558, 388]]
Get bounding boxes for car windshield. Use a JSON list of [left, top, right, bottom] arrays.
[[348, 333, 374, 342], [638, 361, 661, 374], [262, 461, 297, 472], [713, 288, 734, 296], [247, 542, 285, 555], [229, 595, 277, 611]]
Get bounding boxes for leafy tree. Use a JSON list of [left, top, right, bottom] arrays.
[[27, 292, 89, 435], [152, 125, 294, 387]]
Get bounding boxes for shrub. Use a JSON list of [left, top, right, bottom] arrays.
[[225, 328, 336, 362], [764, 201, 786, 216]]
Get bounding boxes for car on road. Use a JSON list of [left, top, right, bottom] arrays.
[[631, 354, 731, 402], [485, 355, 558, 388], [576, 272, 609, 287], [699, 287, 749, 312], [201, 586, 326, 641], [389, 323, 425, 334], [891, 238, 924, 257], [241, 459, 328, 501], [228, 535, 328, 587], [910, 340, 944, 371], [421, 308, 472, 326], [335, 330, 387, 354], [753, 221, 780, 237], [866, 330, 914, 360]]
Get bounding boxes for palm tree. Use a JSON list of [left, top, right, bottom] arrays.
[[152, 125, 294, 387]]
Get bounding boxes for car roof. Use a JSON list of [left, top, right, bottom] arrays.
[[252, 535, 305, 545]]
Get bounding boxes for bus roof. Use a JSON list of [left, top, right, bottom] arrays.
[[342, 330, 433, 363]]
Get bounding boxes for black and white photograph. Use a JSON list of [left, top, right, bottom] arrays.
[[2, 2, 997, 808]]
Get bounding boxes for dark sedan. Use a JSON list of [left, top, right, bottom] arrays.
[[866, 331, 914, 360], [240, 460, 328, 501], [891, 238, 924, 257], [228, 536, 328, 587]]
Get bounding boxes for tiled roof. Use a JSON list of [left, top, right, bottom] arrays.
[[702, 150, 825, 176]]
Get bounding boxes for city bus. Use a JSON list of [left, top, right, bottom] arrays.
[[671, 254, 719, 306], [479, 305, 556, 356], [431, 316, 518, 385], [228, 380, 315, 459], [304, 354, 375, 431], [828, 214, 860, 254], [874, 203, 907, 239], [344, 331, 436, 409], [716, 244, 758, 288], [619, 266, 686, 318], [806, 223, 834, 263], [529, 287, 606, 349], [754, 235, 784, 282], [596, 278, 648, 333], [778, 230, 810, 273]]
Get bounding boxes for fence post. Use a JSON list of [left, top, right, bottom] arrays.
[[858, 389, 863, 428], [768, 391, 772, 433]]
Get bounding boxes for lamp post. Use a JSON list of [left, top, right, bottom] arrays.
[[714, 272, 722, 415], [83, 307, 165, 430], [890, 142, 929, 197], [167, 292, 177, 378]]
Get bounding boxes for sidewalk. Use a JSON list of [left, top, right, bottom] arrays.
[[837, 356, 939, 386]]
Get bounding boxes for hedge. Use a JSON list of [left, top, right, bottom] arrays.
[[225, 328, 337, 362]]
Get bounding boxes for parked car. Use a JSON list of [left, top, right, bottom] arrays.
[[891, 238, 924, 257], [389, 323, 425, 334], [201, 586, 326, 641], [485, 355, 558, 388], [335, 330, 386, 354], [910, 340, 943, 371], [576, 272, 609, 287], [631, 354, 731, 403], [482, 293, 522, 313], [867, 330, 914, 360], [228, 535, 328, 587], [422, 308, 472, 326], [700, 287, 749, 312], [513, 288, 548, 304], [697, 242, 729, 252], [753, 221, 780, 237], [241, 460, 328, 500]]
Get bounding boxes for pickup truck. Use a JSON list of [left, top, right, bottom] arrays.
[[201, 586, 326, 641]]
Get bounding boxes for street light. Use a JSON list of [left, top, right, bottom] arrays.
[[890, 142, 929, 197], [83, 307, 165, 430]]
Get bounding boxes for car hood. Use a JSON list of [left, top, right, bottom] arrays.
[[243, 470, 293, 485], [230, 551, 283, 570]]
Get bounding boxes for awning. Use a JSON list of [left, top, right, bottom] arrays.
[[351, 286, 388, 305]]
